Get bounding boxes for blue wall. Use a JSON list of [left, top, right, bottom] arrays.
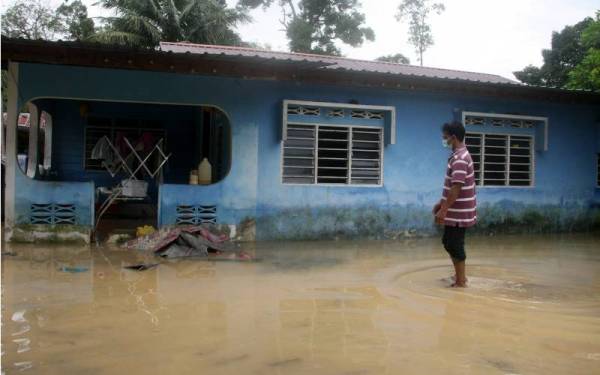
[[12, 63, 600, 239]]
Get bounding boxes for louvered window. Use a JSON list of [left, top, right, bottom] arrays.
[[465, 133, 533, 186], [282, 124, 382, 185]]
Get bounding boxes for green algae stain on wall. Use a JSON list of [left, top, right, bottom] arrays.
[[8, 224, 91, 244], [256, 202, 600, 241]]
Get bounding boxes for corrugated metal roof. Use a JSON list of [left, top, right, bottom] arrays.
[[3, 37, 598, 102], [160, 42, 518, 85]]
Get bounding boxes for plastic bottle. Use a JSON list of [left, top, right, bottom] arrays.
[[189, 170, 198, 185], [198, 158, 212, 185]]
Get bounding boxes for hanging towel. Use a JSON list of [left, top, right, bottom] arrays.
[[91, 136, 114, 162]]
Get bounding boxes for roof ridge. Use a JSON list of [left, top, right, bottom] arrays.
[[160, 41, 512, 80]]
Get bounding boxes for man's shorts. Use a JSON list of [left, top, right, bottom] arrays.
[[442, 225, 466, 261]]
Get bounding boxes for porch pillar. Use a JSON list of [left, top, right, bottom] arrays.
[[4, 62, 19, 228]]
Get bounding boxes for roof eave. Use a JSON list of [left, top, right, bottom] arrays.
[[2, 37, 599, 104]]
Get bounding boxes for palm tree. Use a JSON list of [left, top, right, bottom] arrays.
[[91, 0, 249, 47]]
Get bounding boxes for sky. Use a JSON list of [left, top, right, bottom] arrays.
[[19, 0, 600, 80], [225, 0, 599, 80]]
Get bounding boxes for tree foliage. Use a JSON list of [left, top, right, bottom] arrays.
[[56, 1, 96, 40], [395, 0, 444, 66], [376, 53, 410, 64], [514, 15, 599, 90], [92, 0, 250, 47], [1, 0, 95, 40], [566, 11, 600, 91], [238, 0, 375, 56], [1, 0, 64, 40]]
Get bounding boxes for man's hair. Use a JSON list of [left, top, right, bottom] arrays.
[[442, 121, 466, 142]]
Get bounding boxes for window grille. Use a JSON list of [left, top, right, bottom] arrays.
[[466, 116, 537, 129], [350, 110, 384, 120], [328, 109, 345, 118], [175, 205, 217, 225], [282, 124, 382, 185], [288, 106, 320, 116], [465, 117, 484, 125], [465, 133, 533, 186], [491, 119, 504, 127], [30, 203, 76, 224]]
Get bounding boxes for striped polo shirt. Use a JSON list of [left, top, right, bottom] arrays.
[[442, 145, 477, 227]]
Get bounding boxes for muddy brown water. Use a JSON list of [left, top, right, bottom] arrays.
[[2, 234, 600, 374]]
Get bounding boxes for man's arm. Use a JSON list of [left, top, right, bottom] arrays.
[[436, 183, 462, 224], [441, 183, 461, 209]]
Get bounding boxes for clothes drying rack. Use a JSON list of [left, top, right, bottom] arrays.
[[93, 135, 171, 234]]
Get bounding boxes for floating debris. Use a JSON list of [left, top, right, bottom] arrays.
[[123, 263, 159, 271], [268, 358, 302, 367], [106, 233, 133, 244], [136, 225, 156, 237], [58, 266, 89, 273], [124, 225, 253, 261]]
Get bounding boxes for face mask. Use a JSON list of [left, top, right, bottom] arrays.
[[442, 138, 451, 148]]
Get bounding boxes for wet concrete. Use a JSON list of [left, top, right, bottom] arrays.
[[2, 234, 600, 374]]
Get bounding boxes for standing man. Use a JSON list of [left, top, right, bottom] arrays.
[[433, 121, 477, 287]]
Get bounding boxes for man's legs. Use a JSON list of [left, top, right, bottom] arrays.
[[442, 225, 467, 287], [451, 258, 467, 287]]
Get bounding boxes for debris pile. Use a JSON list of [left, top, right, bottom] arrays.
[[123, 225, 252, 261]]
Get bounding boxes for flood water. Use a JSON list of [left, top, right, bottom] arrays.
[[2, 234, 600, 374]]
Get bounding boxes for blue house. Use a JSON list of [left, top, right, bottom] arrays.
[[2, 38, 599, 243]]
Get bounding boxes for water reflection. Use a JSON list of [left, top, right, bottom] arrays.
[[2, 234, 600, 374]]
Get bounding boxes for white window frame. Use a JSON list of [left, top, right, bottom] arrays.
[[281, 123, 384, 187], [466, 132, 535, 188], [281, 100, 392, 187], [462, 111, 548, 151], [283, 99, 396, 144]]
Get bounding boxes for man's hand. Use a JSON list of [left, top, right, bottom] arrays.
[[432, 201, 442, 215], [435, 205, 447, 225]]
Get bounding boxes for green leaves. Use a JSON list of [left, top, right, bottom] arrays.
[[566, 11, 600, 91], [92, 0, 248, 47], [240, 0, 375, 56], [376, 53, 410, 64], [515, 12, 600, 92], [2, 0, 96, 41], [56, 1, 96, 40], [2, 0, 67, 40], [395, 0, 445, 66]]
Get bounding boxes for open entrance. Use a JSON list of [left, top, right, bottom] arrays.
[[15, 99, 231, 237]]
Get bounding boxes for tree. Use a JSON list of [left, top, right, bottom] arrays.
[[566, 11, 600, 91], [1, 0, 64, 40], [92, 0, 249, 47], [1, 0, 96, 40], [395, 0, 445, 66], [514, 17, 595, 88], [513, 65, 543, 87], [1, 0, 97, 111], [376, 53, 410, 64], [238, 0, 375, 56], [56, 0, 96, 40]]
